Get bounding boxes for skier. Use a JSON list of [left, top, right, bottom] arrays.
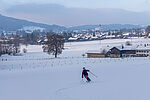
[[82, 67, 91, 82]]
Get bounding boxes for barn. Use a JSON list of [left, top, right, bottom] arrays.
[[86, 51, 105, 58]]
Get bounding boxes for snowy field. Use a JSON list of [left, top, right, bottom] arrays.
[[1, 38, 150, 100]]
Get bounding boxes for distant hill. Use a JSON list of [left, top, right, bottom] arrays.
[[69, 24, 144, 31], [0, 13, 145, 33], [0, 13, 66, 31], [101, 24, 144, 31]]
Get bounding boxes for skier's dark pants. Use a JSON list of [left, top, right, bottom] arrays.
[[84, 75, 91, 81]]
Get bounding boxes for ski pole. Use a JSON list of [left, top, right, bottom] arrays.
[[89, 71, 98, 78]]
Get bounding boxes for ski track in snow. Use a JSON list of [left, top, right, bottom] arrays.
[[55, 80, 104, 100], [55, 81, 85, 100]]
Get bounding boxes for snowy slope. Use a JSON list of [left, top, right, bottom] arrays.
[[1, 38, 150, 100]]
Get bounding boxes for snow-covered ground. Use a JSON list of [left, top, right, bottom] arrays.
[[1, 38, 150, 100], [20, 26, 45, 33]]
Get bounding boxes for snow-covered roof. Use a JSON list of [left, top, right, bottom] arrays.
[[44, 39, 48, 42], [86, 50, 101, 54], [0, 39, 9, 42], [91, 37, 98, 39], [116, 44, 150, 51], [68, 37, 78, 40], [105, 35, 116, 38], [123, 33, 130, 36]]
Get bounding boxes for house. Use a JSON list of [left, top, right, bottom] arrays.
[[121, 50, 136, 57], [87, 44, 150, 58], [106, 47, 121, 58], [135, 50, 149, 57], [110, 45, 150, 57], [121, 49, 150, 57]]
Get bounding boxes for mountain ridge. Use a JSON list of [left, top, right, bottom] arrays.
[[0, 13, 66, 31], [0, 13, 144, 32]]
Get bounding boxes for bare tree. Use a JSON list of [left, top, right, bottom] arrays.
[[7, 35, 20, 55], [125, 41, 132, 46], [12, 35, 20, 55], [23, 48, 27, 53], [13, 43, 20, 55], [101, 49, 107, 54], [145, 26, 150, 37], [0, 42, 2, 56], [43, 34, 65, 58]]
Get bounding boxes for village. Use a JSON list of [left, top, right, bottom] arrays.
[[67, 27, 149, 42], [1, 25, 150, 58]]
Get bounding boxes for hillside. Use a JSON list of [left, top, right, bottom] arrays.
[[69, 24, 143, 31], [0, 14, 66, 31], [0, 13, 144, 32]]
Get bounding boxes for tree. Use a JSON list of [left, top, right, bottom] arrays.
[[7, 34, 20, 55], [125, 41, 132, 46], [44, 34, 65, 58], [62, 32, 72, 41], [0, 42, 2, 56], [23, 48, 27, 53], [0, 32, 5, 40], [145, 26, 150, 37], [101, 49, 107, 54], [12, 35, 20, 55]]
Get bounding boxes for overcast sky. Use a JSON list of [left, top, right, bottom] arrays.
[[0, 0, 150, 12]]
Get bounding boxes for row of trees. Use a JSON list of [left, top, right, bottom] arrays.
[[0, 33, 65, 58], [0, 41, 20, 56], [0, 34, 20, 56]]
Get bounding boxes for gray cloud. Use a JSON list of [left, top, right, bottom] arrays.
[[3, 3, 150, 26], [1, 0, 150, 11]]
